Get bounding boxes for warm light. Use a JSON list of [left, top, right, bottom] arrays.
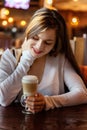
[[44, 0, 54, 9], [47, 0, 53, 5], [4, 9, 9, 15], [8, 17, 14, 23], [1, 8, 9, 16], [2, 20, 8, 26], [73, 0, 78, 2], [20, 20, 26, 26], [72, 17, 77, 23], [71, 17, 79, 26], [0, 8, 9, 19]]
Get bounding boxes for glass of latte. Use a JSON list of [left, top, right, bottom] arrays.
[[21, 75, 38, 114]]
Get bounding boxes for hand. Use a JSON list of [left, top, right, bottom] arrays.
[[25, 93, 46, 114], [22, 37, 30, 52]]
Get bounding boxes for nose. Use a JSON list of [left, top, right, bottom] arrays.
[[35, 40, 45, 50]]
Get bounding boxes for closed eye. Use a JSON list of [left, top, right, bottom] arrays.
[[44, 41, 53, 45], [32, 35, 39, 40]]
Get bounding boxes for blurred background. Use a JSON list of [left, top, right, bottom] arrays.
[[0, 0, 87, 65]]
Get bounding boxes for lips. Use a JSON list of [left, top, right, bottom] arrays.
[[33, 47, 42, 54]]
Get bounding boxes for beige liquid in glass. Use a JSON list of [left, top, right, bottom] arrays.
[[22, 75, 38, 96]]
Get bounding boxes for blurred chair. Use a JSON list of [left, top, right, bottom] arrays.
[[70, 36, 87, 85], [70, 35, 87, 65], [74, 37, 85, 65]]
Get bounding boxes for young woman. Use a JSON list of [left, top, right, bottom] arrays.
[[0, 8, 87, 113]]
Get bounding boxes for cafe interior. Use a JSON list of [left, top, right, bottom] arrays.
[[0, 1, 87, 129], [0, 0, 87, 84]]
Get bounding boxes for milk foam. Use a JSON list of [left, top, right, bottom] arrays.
[[22, 75, 38, 84]]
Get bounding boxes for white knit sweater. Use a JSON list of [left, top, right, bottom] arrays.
[[0, 49, 87, 110]]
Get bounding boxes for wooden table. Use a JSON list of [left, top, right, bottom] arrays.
[[0, 103, 87, 130]]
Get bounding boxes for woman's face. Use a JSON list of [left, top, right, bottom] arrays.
[[27, 28, 56, 58]]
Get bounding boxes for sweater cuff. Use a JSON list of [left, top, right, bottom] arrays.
[[44, 95, 54, 110], [44, 95, 61, 111]]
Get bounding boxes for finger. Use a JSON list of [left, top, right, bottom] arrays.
[[26, 94, 46, 112], [29, 105, 43, 110], [27, 94, 43, 102], [26, 101, 45, 113], [26, 100, 44, 108], [29, 105, 43, 114]]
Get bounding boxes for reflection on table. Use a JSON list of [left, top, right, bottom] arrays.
[[0, 103, 87, 130]]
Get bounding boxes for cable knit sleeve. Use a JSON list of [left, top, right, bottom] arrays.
[[44, 59, 87, 110], [0, 49, 35, 106]]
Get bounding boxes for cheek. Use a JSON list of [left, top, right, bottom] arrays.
[[28, 39, 36, 47], [45, 46, 53, 53]]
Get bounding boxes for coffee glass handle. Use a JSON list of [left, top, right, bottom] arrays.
[[20, 95, 27, 107]]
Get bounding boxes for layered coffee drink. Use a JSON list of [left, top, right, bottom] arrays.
[[22, 75, 38, 96], [21, 75, 38, 114]]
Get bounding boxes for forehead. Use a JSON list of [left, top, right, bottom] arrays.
[[38, 28, 56, 40]]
